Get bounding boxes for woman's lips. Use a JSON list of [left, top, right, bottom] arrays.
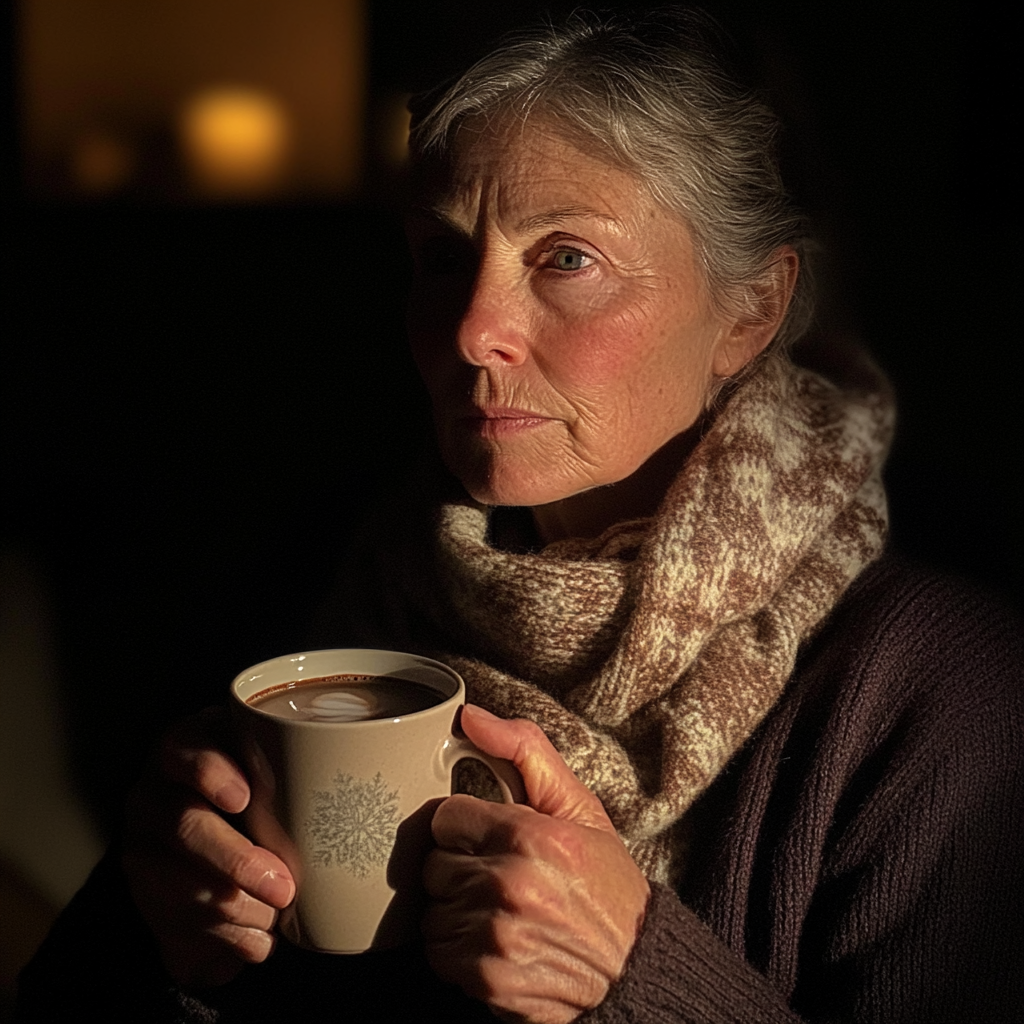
[[461, 407, 553, 439]]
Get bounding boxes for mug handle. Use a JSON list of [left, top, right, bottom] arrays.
[[441, 733, 527, 804]]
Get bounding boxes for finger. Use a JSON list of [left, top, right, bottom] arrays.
[[158, 709, 250, 814], [430, 793, 534, 857], [430, 794, 603, 879], [158, 923, 276, 988], [199, 885, 279, 934], [122, 843, 280, 988], [175, 799, 295, 908], [421, 844, 501, 902], [460, 705, 614, 832], [204, 922, 276, 966], [123, 845, 280, 933], [128, 784, 296, 910]]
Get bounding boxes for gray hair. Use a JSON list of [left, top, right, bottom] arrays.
[[409, 8, 812, 353]]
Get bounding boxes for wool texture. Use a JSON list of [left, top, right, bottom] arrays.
[[341, 356, 894, 883]]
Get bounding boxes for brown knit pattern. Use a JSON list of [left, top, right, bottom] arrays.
[[349, 357, 894, 883]]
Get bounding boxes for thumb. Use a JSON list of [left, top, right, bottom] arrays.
[[460, 704, 614, 833]]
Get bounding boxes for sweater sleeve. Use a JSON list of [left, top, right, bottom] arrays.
[[585, 565, 1024, 1024], [581, 884, 802, 1024], [788, 640, 1024, 1022]]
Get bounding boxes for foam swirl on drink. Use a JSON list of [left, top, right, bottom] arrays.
[[303, 689, 378, 722]]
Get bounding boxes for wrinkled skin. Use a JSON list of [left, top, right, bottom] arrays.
[[407, 119, 794, 542], [423, 706, 650, 1022]]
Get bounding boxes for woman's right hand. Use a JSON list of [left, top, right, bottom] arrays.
[[122, 707, 296, 988]]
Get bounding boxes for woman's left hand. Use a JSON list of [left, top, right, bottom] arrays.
[[423, 705, 650, 1024]]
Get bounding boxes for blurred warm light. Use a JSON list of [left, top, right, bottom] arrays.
[[70, 131, 135, 194], [179, 88, 290, 197], [22, 0, 364, 201]]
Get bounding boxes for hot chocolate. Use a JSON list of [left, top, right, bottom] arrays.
[[246, 674, 443, 723], [232, 648, 523, 952]]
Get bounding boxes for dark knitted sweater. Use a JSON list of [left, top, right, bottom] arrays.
[[16, 556, 1024, 1023]]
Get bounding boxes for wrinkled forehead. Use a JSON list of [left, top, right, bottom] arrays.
[[409, 113, 655, 227]]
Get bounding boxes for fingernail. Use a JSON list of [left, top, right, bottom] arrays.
[[213, 780, 248, 813], [255, 870, 294, 908], [464, 704, 498, 722]]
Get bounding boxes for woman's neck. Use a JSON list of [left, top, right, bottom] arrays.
[[530, 427, 702, 546]]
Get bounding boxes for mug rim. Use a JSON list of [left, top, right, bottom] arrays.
[[230, 648, 464, 728]]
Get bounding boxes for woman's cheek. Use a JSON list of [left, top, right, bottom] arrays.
[[541, 309, 655, 391]]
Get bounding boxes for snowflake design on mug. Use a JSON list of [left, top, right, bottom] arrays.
[[305, 771, 401, 877]]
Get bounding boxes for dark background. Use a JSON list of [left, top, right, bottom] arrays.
[[2, 0, 1018, 838]]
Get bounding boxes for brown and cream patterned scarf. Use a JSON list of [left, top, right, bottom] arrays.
[[334, 355, 894, 883]]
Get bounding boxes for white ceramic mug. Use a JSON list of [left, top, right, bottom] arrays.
[[230, 648, 524, 953]]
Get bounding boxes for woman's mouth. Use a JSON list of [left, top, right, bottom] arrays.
[[462, 407, 553, 439]]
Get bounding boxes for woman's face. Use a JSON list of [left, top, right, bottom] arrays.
[[406, 122, 743, 509]]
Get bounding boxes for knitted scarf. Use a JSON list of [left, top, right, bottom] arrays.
[[335, 355, 893, 883]]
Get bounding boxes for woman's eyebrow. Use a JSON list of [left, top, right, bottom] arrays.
[[408, 204, 619, 237], [515, 206, 617, 232]]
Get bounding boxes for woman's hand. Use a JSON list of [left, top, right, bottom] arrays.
[[122, 707, 296, 988], [423, 705, 650, 1024]]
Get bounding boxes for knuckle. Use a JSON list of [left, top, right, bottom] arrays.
[[474, 859, 514, 907], [487, 911, 517, 956], [220, 888, 277, 931], [539, 816, 585, 860], [220, 845, 264, 889], [498, 806, 548, 856], [214, 924, 275, 964], [175, 805, 261, 887], [515, 719, 547, 745], [492, 860, 538, 915], [175, 803, 212, 849], [477, 954, 521, 1005], [163, 747, 214, 793], [437, 793, 475, 819], [158, 709, 231, 780], [490, 815, 526, 854], [187, 747, 220, 782], [509, 810, 581, 867]]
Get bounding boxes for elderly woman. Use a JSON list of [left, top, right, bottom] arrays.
[[18, 10, 1022, 1024]]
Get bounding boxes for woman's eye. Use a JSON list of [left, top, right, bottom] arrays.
[[549, 249, 588, 272]]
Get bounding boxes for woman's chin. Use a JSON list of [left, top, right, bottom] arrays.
[[451, 458, 583, 510], [460, 477, 558, 509]]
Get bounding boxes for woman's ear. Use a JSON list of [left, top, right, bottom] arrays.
[[711, 247, 799, 378]]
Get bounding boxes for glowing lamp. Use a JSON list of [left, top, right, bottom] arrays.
[[179, 87, 290, 197]]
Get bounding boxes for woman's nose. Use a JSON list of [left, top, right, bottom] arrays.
[[455, 270, 529, 367]]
